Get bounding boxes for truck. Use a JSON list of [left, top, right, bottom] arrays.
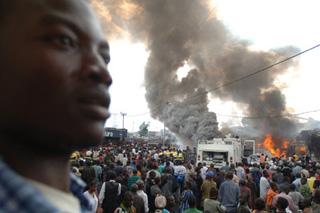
[[196, 137, 242, 168], [242, 139, 255, 157]]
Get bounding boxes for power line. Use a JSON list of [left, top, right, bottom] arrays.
[[183, 43, 320, 102], [163, 43, 320, 116], [215, 108, 320, 119], [112, 43, 320, 120], [110, 112, 150, 117], [111, 108, 320, 120]]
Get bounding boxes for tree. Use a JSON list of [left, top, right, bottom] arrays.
[[139, 122, 149, 137]]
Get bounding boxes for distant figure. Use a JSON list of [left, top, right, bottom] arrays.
[[180, 181, 194, 213], [154, 195, 170, 213], [266, 182, 278, 211], [311, 190, 320, 213], [237, 192, 250, 213], [114, 192, 136, 213], [272, 184, 297, 213], [300, 177, 312, 199], [275, 197, 290, 213], [260, 170, 270, 200], [288, 184, 303, 209], [136, 180, 149, 213], [128, 170, 141, 189], [299, 198, 312, 213], [131, 183, 145, 213], [219, 172, 240, 213], [201, 171, 217, 205], [183, 195, 202, 213], [83, 181, 99, 213], [239, 180, 253, 209], [204, 187, 222, 213], [252, 198, 268, 213]]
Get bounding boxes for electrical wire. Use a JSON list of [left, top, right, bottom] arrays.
[[111, 43, 320, 120]]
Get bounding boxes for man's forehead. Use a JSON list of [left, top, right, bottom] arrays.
[[8, 0, 107, 44], [15, 0, 89, 11], [6, 0, 94, 28]]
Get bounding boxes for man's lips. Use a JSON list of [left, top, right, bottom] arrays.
[[77, 93, 110, 120]]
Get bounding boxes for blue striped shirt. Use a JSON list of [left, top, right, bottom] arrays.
[[0, 159, 92, 213]]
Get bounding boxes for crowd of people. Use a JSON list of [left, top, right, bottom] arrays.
[[72, 142, 320, 213], [0, 0, 319, 212]]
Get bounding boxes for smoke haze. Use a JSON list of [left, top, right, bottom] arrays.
[[93, 0, 300, 145]]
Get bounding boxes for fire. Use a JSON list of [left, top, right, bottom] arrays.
[[299, 146, 307, 155], [282, 140, 289, 149], [262, 134, 288, 158]]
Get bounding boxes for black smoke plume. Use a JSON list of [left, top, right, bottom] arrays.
[[93, 0, 299, 145]]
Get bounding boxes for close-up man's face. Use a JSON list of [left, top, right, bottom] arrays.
[[0, 0, 112, 151]]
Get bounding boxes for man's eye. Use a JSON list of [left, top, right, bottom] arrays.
[[56, 35, 75, 47], [42, 34, 77, 49]]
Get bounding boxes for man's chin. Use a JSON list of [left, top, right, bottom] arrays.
[[59, 120, 104, 146], [69, 137, 104, 150]]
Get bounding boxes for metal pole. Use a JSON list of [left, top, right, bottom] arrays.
[[163, 122, 165, 146], [120, 112, 127, 129]]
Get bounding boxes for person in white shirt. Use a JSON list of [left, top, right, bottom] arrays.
[[136, 180, 149, 213], [83, 181, 99, 213], [260, 170, 270, 200], [201, 163, 208, 180]]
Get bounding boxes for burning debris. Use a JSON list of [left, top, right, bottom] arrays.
[[261, 133, 309, 158], [262, 134, 289, 158], [299, 146, 307, 155], [297, 129, 320, 158], [93, 0, 301, 145]]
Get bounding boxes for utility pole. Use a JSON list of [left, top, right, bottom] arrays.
[[120, 112, 127, 129], [163, 122, 165, 147]]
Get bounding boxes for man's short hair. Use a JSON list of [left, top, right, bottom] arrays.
[[254, 198, 266, 211], [263, 170, 269, 178], [299, 198, 312, 210], [313, 190, 320, 204], [187, 195, 196, 208], [131, 184, 138, 193], [136, 180, 144, 190], [209, 187, 218, 199], [239, 180, 246, 186], [226, 171, 234, 180], [276, 197, 288, 210], [301, 177, 308, 185], [106, 170, 117, 180], [289, 184, 296, 191]]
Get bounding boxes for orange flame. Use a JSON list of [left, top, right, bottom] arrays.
[[299, 146, 307, 155], [262, 134, 288, 158], [282, 140, 289, 149]]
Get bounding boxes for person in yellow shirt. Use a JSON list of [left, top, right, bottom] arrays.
[[308, 172, 316, 191]]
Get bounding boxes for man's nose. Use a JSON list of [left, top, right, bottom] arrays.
[[81, 49, 112, 87]]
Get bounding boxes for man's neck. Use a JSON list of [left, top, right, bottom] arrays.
[[0, 141, 71, 192]]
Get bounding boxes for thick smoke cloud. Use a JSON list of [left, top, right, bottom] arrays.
[[93, 0, 299, 145]]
